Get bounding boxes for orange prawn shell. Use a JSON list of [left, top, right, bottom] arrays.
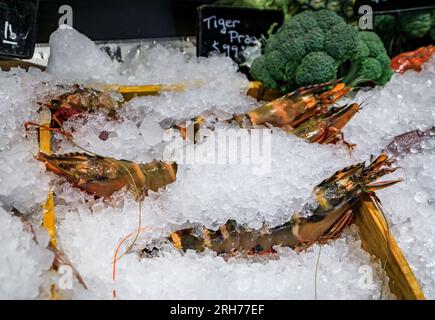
[[246, 81, 350, 129], [36, 152, 177, 198], [391, 45, 435, 74]]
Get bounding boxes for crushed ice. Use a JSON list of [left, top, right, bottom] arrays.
[[1, 26, 434, 299]]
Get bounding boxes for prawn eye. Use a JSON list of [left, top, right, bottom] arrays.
[[95, 175, 108, 181], [50, 99, 61, 107], [328, 95, 334, 101], [307, 214, 324, 223], [59, 163, 69, 169]]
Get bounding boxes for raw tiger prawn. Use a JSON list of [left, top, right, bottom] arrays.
[[24, 84, 123, 136], [24, 81, 189, 138], [142, 154, 401, 256], [170, 80, 358, 147], [24, 80, 356, 148], [25, 86, 179, 199], [36, 152, 177, 199]]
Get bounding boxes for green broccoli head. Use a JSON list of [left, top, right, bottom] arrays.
[[399, 10, 432, 38], [374, 14, 396, 34], [294, 51, 337, 87], [250, 8, 392, 91], [324, 23, 359, 60]]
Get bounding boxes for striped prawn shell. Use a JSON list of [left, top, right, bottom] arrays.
[[238, 80, 350, 130], [36, 152, 177, 198], [290, 103, 360, 144], [169, 81, 351, 143], [165, 154, 401, 255]]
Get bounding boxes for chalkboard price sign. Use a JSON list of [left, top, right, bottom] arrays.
[[197, 5, 283, 62], [0, 0, 39, 59]]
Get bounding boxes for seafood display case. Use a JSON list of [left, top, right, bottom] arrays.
[[0, 0, 435, 301]]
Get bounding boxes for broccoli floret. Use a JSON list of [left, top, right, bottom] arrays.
[[343, 37, 392, 86], [250, 9, 392, 91], [376, 52, 391, 71], [376, 65, 393, 86], [291, 10, 319, 32], [272, 37, 307, 82], [250, 56, 279, 89], [263, 51, 289, 81], [313, 9, 344, 31], [294, 51, 337, 87], [280, 17, 304, 33], [359, 32, 387, 57], [375, 53, 393, 85], [266, 34, 306, 62], [350, 39, 369, 63], [324, 23, 359, 60], [283, 61, 297, 83], [303, 27, 325, 52], [399, 10, 432, 38], [359, 58, 382, 81]]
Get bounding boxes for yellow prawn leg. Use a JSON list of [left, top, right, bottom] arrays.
[[39, 107, 61, 299], [88, 83, 187, 101], [39, 106, 57, 247], [42, 192, 56, 247]]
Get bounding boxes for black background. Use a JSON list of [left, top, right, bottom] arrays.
[[36, 0, 213, 43], [1, 300, 432, 318], [356, 0, 435, 13]]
